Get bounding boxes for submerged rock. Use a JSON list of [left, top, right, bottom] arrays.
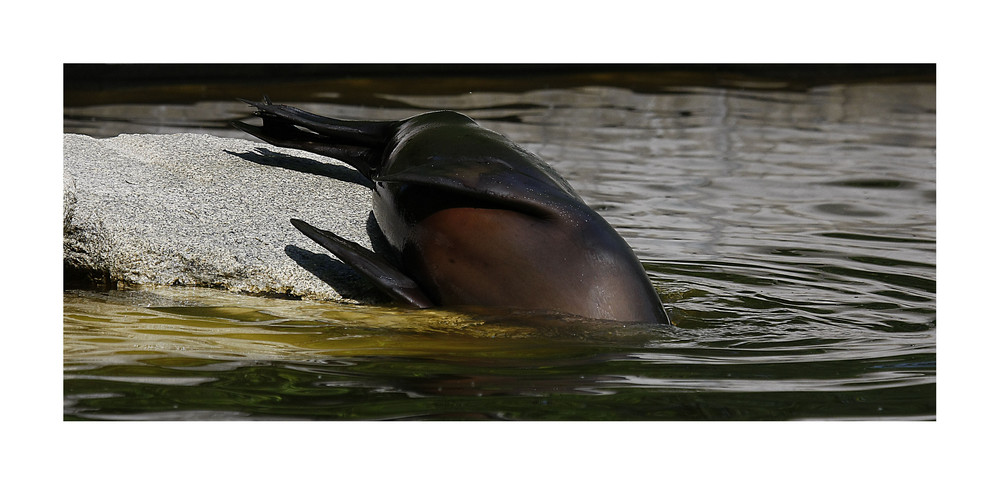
[[63, 133, 381, 302]]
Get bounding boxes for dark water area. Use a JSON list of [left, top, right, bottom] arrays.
[[63, 65, 935, 420]]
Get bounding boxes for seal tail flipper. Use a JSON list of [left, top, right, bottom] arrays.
[[237, 97, 393, 146], [290, 219, 434, 309], [232, 119, 376, 176], [233, 97, 395, 178]]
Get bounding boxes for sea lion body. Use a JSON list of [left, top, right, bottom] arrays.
[[234, 99, 668, 324]]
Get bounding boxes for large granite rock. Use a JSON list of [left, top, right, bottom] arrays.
[[63, 133, 383, 302]]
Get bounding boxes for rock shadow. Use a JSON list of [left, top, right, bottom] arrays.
[[226, 148, 374, 189], [284, 245, 386, 303]]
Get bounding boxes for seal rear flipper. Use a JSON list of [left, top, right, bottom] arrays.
[[232, 119, 376, 176], [238, 97, 393, 146], [290, 218, 434, 309]]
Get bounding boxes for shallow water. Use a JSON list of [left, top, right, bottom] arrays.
[[63, 68, 935, 420]]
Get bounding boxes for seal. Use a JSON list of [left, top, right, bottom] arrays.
[[233, 97, 669, 325]]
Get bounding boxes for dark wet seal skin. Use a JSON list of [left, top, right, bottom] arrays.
[[233, 97, 669, 325]]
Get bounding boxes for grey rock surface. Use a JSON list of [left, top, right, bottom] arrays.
[[63, 133, 381, 302]]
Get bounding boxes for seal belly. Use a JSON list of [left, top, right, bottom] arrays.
[[404, 207, 580, 309], [401, 207, 664, 323]]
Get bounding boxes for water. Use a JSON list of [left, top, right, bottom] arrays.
[[63, 68, 935, 420]]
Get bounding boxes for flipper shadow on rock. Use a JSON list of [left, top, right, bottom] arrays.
[[290, 218, 434, 308], [225, 148, 373, 189], [283, 245, 383, 302]]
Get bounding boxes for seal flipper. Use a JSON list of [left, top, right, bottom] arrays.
[[233, 97, 395, 178], [232, 119, 377, 176], [237, 97, 393, 146], [290, 219, 434, 309]]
